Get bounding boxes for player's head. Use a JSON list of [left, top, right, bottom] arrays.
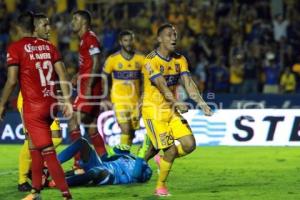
[[15, 11, 34, 35], [72, 10, 91, 33], [157, 23, 177, 52], [119, 30, 134, 53], [33, 13, 50, 40]]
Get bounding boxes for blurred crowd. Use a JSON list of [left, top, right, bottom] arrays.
[[1, 0, 300, 96]]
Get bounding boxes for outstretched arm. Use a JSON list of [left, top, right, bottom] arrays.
[[152, 75, 188, 113], [181, 74, 212, 116], [0, 66, 18, 120]]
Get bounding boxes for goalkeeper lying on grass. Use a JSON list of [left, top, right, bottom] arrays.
[[49, 138, 152, 187]]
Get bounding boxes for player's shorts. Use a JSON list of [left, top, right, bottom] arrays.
[[23, 110, 53, 149], [17, 92, 61, 133], [113, 102, 139, 130], [73, 81, 102, 116], [142, 107, 192, 149]]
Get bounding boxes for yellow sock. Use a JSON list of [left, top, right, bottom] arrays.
[[18, 140, 31, 184], [176, 143, 187, 157], [120, 134, 131, 146], [138, 134, 151, 158], [156, 158, 172, 189], [52, 137, 62, 148]]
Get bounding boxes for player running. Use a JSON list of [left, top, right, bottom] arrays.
[[141, 23, 212, 196], [48, 138, 152, 187], [102, 30, 144, 152], [0, 12, 73, 200], [17, 13, 62, 192], [68, 10, 106, 165]]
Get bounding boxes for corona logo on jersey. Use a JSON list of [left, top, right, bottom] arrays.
[[97, 110, 145, 146]]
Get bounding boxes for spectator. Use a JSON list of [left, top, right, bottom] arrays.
[[262, 52, 281, 93], [229, 54, 244, 94], [280, 67, 296, 93]]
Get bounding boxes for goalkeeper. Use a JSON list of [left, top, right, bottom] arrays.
[[51, 138, 152, 186]]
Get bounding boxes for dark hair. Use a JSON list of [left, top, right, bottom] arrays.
[[16, 11, 34, 33], [34, 13, 47, 25], [73, 10, 91, 26], [157, 23, 174, 36], [118, 30, 134, 40]]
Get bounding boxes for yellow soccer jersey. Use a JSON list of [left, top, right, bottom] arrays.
[[103, 51, 144, 103], [142, 51, 190, 111]]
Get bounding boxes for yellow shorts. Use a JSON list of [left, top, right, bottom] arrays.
[[17, 92, 61, 132], [142, 108, 192, 149], [114, 102, 140, 130]]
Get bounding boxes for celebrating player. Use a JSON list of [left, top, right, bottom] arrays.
[[0, 12, 73, 200], [17, 13, 63, 192], [48, 138, 152, 187], [141, 23, 212, 196], [68, 10, 106, 166], [102, 30, 144, 152]]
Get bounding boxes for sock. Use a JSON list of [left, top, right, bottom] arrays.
[[42, 149, 71, 198], [137, 134, 151, 158], [90, 133, 106, 156], [58, 139, 84, 164], [29, 149, 43, 191], [176, 143, 188, 157], [156, 158, 172, 189], [69, 129, 81, 168], [120, 134, 131, 146], [52, 137, 62, 148], [18, 140, 32, 184]]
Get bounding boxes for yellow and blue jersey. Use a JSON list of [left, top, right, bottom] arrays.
[[103, 51, 144, 104], [142, 51, 190, 111]]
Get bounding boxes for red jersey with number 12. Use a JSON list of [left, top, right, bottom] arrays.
[[6, 37, 61, 112]]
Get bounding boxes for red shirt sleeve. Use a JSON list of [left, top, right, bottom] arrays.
[[6, 43, 20, 67], [86, 34, 101, 56]]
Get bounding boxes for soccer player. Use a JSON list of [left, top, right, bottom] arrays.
[[102, 30, 144, 152], [0, 12, 73, 199], [141, 23, 212, 196], [17, 13, 62, 192], [50, 138, 152, 187], [68, 10, 106, 164]]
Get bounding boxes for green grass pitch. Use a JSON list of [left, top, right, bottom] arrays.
[[1, 145, 300, 200]]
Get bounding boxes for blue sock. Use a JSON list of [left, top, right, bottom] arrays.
[[58, 139, 84, 164], [132, 157, 144, 181]]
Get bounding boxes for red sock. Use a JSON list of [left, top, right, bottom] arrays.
[[42, 149, 72, 198], [90, 133, 106, 156], [30, 149, 43, 191], [70, 129, 81, 168]]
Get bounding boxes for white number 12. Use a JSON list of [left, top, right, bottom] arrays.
[[35, 60, 54, 87]]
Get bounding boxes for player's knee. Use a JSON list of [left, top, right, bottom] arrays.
[[181, 137, 196, 154]]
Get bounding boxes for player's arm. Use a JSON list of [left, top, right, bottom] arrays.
[[151, 75, 188, 114], [54, 61, 73, 117], [0, 66, 19, 120], [181, 74, 212, 116], [101, 57, 113, 100], [86, 53, 101, 96]]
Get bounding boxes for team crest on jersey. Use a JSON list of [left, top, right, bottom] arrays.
[[135, 62, 140, 69], [160, 66, 164, 73], [175, 64, 180, 72], [118, 63, 123, 69], [145, 63, 153, 75]]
